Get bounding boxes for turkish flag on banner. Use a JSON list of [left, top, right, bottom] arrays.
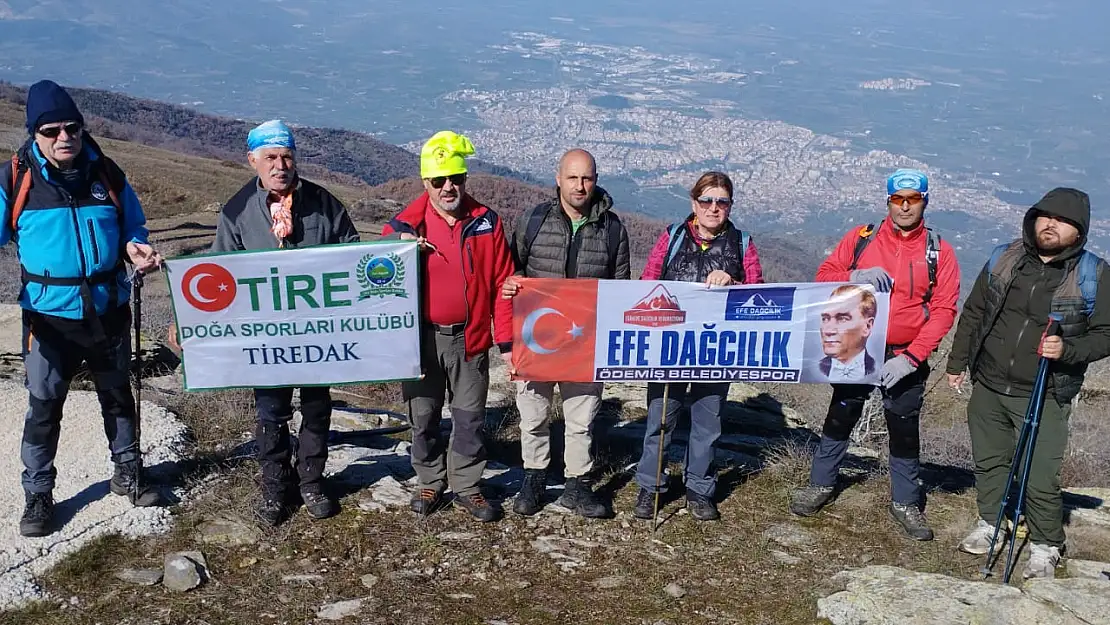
[[512, 278, 599, 382]]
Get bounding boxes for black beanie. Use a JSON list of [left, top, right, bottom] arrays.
[[25, 80, 84, 134]]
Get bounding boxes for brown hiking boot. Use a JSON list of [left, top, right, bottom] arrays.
[[453, 492, 501, 523], [410, 488, 443, 517]]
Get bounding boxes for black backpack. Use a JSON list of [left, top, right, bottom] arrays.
[[848, 220, 942, 311]]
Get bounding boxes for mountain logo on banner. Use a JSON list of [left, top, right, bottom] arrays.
[[624, 285, 687, 327], [725, 287, 796, 321]]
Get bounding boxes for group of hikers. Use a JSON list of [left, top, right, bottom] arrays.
[[2, 80, 1107, 582]]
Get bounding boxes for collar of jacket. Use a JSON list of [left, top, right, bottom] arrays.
[[23, 134, 100, 183], [878, 217, 927, 243], [551, 185, 613, 222], [396, 191, 487, 231], [681, 211, 736, 245], [253, 174, 302, 199]]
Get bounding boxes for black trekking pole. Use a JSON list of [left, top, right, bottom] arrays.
[[130, 269, 144, 504], [981, 314, 1061, 582]]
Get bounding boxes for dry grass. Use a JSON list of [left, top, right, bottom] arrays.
[[10, 392, 1110, 625]]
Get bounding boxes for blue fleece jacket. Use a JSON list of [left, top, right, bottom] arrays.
[[0, 139, 148, 319]]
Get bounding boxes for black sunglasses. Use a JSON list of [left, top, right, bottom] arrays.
[[36, 122, 83, 139], [428, 173, 466, 188]]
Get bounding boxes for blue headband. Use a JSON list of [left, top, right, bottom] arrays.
[[247, 119, 296, 152], [887, 168, 929, 196]]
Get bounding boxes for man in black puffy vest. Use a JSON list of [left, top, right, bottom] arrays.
[[502, 148, 630, 518], [947, 187, 1110, 579]]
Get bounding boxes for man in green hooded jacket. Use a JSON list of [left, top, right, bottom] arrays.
[[947, 187, 1110, 579]]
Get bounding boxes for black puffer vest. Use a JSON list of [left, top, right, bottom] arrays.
[[968, 240, 1105, 403], [662, 219, 743, 283]]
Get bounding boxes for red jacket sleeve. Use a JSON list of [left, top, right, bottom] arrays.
[[640, 230, 672, 280], [904, 240, 961, 364], [491, 217, 516, 350], [742, 237, 764, 284], [816, 228, 861, 282]]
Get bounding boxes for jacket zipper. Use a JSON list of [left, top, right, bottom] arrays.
[[86, 219, 101, 265], [1005, 265, 1044, 395], [67, 195, 89, 278], [459, 224, 472, 356]]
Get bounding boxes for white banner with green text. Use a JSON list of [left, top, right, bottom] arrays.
[[164, 241, 421, 391]]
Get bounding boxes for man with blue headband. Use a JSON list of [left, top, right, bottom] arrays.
[[790, 168, 961, 542], [210, 119, 360, 527]]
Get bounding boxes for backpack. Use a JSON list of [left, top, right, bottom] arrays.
[[662, 222, 750, 275], [987, 243, 1100, 317], [848, 221, 941, 308], [521, 204, 624, 278]]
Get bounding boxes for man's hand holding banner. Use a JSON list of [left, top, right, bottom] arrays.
[[512, 278, 891, 385], [165, 241, 422, 390]]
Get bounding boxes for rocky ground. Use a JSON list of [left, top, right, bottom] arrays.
[[0, 336, 1107, 624]]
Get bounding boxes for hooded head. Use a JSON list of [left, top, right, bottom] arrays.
[[1023, 187, 1090, 261]]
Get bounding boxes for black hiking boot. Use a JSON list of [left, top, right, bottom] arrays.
[[20, 491, 54, 538], [110, 461, 163, 507], [410, 488, 444, 517], [256, 483, 292, 527], [889, 502, 934, 541], [685, 490, 720, 521], [789, 484, 835, 517], [632, 488, 656, 520], [300, 485, 339, 520], [454, 492, 502, 523], [513, 469, 546, 516], [556, 477, 610, 518]]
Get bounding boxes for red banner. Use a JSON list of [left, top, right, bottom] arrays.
[[511, 278, 599, 382]]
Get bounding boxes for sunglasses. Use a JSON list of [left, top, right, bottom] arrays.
[[36, 122, 83, 139], [889, 193, 924, 206], [428, 173, 466, 189], [696, 196, 733, 208]]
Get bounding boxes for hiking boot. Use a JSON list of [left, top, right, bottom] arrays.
[[513, 469, 546, 516], [632, 488, 656, 520], [557, 477, 610, 519], [256, 493, 291, 527], [1023, 543, 1062, 579], [958, 519, 1007, 556], [789, 484, 835, 517], [686, 490, 720, 521], [454, 492, 501, 523], [20, 491, 54, 537], [889, 502, 934, 541], [410, 488, 444, 517], [300, 485, 339, 520], [110, 461, 163, 507]]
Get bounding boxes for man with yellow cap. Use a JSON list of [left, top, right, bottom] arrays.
[[382, 131, 515, 522]]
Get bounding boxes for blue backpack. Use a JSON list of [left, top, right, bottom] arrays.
[[987, 244, 1100, 316]]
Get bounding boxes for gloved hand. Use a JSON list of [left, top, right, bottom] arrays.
[[880, 354, 918, 388], [850, 267, 893, 293]]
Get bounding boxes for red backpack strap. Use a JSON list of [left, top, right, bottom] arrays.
[[9, 154, 32, 231]]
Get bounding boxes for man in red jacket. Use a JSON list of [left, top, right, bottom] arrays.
[[790, 169, 960, 541], [380, 131, 515, 522]]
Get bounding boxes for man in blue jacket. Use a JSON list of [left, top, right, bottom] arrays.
[[0, 80, 164, 537]]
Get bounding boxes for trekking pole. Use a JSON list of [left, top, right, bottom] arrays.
[[652, 382, 671, 532], [981, 314, 1061, 582], [130, 269, 144, 504]]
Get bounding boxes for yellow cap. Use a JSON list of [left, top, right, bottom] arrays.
[[420, 130, 476, 178]]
